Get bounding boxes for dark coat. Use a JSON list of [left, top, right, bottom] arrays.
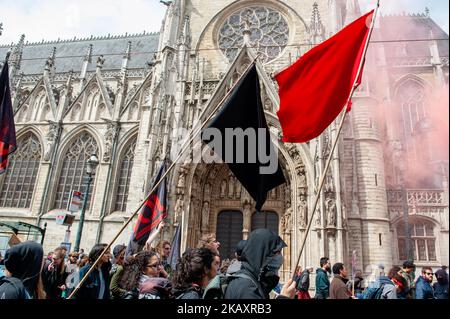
[[75, 263, 111, 299], [296, 270, 310, 292], [329, 275, 352, 299], [315, 268, 330, 299], [42, 260, 68, 299], [433, 282, 449, 299], [224, 229, 287, 300], [172, 285, 203, 299], [415, 276, 434, 299]]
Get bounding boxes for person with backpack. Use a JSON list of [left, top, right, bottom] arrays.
[[172, 248, 219, 299], [226, 240, 246, 276], [329, 263, 353, 299], [296, 266, 313, 299], [0, 241, 46, 299], [362, 267, 407, 299], [223, 229, 296, 299], [315, 257, 331, 299]]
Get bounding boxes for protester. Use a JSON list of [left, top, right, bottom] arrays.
[[42, 247, 68, 299], [220, 259, 231, 275], [77, 254, 89, 269], [329, 263, 353, 299], [346, 270, 364, 297], [315, 257, 331, 299], [65, 252, 79, 297], [433, 268, 449, 299], [226, 240, 246, 276], [415, 267, 435, 299], [156, 240, 172, 277], [75, 244, 112, 299], [120, 250, 171, 299], [296, 266, 313, 299], [197, 233, 221, 255], [399, 260, 416, 299], [172, 248, 218, 299], [223, 229, 296, 299], [0, 241, 46, 299], [110, 244, 126, 276]]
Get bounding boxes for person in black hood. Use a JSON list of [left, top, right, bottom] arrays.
[[224, 229, 296, 299], [0, 241, 45, 299]]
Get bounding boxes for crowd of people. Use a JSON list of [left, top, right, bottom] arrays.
[[0, 227, 448, 300]]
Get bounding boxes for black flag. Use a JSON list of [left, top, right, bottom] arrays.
[[202, 65, 286, 211]]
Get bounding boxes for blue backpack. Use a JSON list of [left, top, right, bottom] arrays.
[[362, 281, 393, 299]]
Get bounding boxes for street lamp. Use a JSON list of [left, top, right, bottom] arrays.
[[73, 154, 99, 252]]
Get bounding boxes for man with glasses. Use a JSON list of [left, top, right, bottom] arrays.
[[415, 267, 435, 299]]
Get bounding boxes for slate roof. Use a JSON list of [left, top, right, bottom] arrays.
[[0, 32, 160, 75]]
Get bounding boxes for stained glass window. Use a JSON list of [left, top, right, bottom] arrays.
[[53, 132, 98, 210], [218, 6, 289, 63], [0, 133, 41, 208], [114, 140, 136, 212]]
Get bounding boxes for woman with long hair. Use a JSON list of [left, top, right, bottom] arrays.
[[0, 241, 46, 299], [42, 247, 68, 299], [172, 248, 218, 299], [119, 250, 171, 299], [75, 243, 112, 299]]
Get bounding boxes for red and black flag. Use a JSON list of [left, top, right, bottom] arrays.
[[126, 162, 167, 256], [0, 61, 17, 174]]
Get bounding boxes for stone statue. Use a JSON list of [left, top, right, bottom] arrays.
[[201, 201, 210, 232], [298, 194, 307, 228], [103, 121, 119, 162], [44, 122, 59, 161], [298, 168, 307, 187], [97, 55, 105, 69], [235, 180, 242, 198], [176, 167, 187, 195], [325, 174, 334, 193], [174, 196, 184, 225], [228, 174, 234, 198], [204, 182, 211, 196], [220, 179, 227, 198], [326, 197, 337, 227], [281, 205, 292, 233]]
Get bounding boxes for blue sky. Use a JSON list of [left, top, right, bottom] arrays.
[[0, 0, 448, 45]]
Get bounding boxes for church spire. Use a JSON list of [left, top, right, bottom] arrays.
[[9, 34, 25, 82], [345, 0, 361, 26], [310, 2, 325, 44]]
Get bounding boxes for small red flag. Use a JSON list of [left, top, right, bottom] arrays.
[[0, 62, 17, 174], [275, 11, 374, 143]]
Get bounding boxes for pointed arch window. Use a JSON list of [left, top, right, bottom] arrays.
[[0, 133, 42, 208], [53, 132, 98, 210], [114, 140, 136, 212], [216, 211, 243, 259]]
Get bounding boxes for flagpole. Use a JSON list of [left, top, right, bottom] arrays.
[[291, 0, 380, 280], [68, 55, 260, 299]]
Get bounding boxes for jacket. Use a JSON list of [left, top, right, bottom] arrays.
[[109, 265, 127, 299], [315, 268, 330, 299], [224, 229, 287, 299], [297, 270, 310, 292], [379, 276, 397, 299], [75, 263, 111, 299], [433, 282, 449, 299], [415, 276, 434, 299], [0, 276, 30, 299], [42, 260, 68, 299], [329, 275, 352, 299]]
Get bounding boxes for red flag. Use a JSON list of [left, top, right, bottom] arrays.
[[0, 62, 17, 174], [275, 11, 374, 143], [125, 163, 167, 257]]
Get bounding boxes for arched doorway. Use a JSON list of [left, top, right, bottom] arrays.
[[251, 211, 279, 234], [216, 210, 243, 259]]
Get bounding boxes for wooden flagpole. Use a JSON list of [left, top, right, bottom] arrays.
[[291, 0, 380, 279], [68, 56, 260, 299]]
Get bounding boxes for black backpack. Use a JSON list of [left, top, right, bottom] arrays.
[[219, 272, 265, 299], [0, 276, 31, 299]]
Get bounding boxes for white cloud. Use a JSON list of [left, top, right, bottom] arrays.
[[0, 0, 166, 45]]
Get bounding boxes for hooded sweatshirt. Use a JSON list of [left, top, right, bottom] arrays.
[[224, 229, 287, 299], [0, 241, 44, 299]]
